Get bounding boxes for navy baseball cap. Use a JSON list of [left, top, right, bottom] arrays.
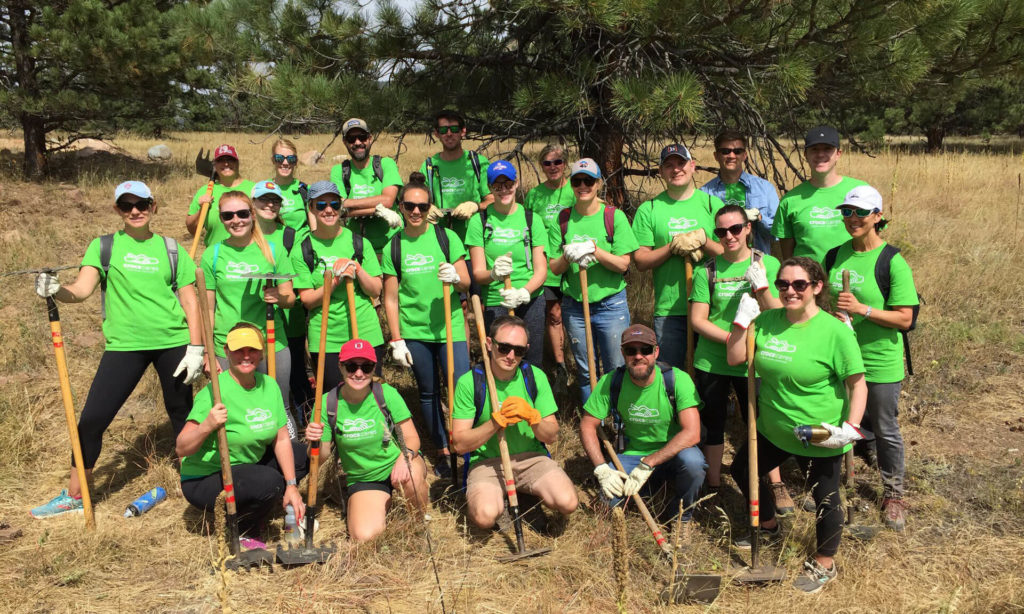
[[660, 144, 692, 163]]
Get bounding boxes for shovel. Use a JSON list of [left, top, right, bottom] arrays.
[[195, 269, 274, 571], [277, 268, 337, 567], [443, 280, 458, 488], [189, 149, 218, 259], [470, 292, 551, 562], [684, 259, 695, 378]]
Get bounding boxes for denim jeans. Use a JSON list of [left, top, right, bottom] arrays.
[[483, 293, 545, 368], [865, 381, 906, 498], [406, 339, 471, 450], [562, 289, 630, 402], [652, 315, 688, 371], [603, 447, 707, 521]]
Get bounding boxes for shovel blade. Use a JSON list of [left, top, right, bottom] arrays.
[[662, 573, 722, 604], [224, 548, 275, 572], [496, 546, 552, 563], [732, 565, 787, 584], [195, 148, 215, 178], [275, 542, 337, 567], [845, 524, 881, 541]]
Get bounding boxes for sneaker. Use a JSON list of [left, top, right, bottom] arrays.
[[734, 522, 781, 550], [792, 558, 837, 594], [30, 490, 83, 518], [433, 455, 452, 480], [882, 498, 907, 532], [772, 482, 795, 517]]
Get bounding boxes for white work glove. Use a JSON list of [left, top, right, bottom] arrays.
[[449, 201, 479, 220], [813, 421, 864, 449], [744, 208, 761, 222], [374, 203, 403, 229], [425, 205, 448, 225], [389, 339, 414, 367], [732, 293, 761, 329], [563, 241, 596, 264], [576, 253, 598, 269], [489, 253, 513, 281], [621, 461, 655, 497], [499, 287, 531, 309], [743, 261, 769, 293], [173, 344, 206, 384], [593, 464, 628, 499], [670, 229, 706, 263], [437, 262, 461, 285], [35, 272, 61, 298], [332, 259, 358, 279]]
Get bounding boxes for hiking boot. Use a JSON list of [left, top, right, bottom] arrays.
[[772, 482, 795, 517], [855, 440, 878, 469], [792, 558, 837, 594], [882, 498, 908, 532], [30, 489, 83, 519], [802, 495, 816, 513], [433, 454, 452, 480], [734, 522, 781, 550]]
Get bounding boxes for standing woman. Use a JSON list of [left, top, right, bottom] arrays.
[[185, 144, 256, 248], [828, 185, 918, 532], [267, 138, 312, 231], [524, 144, 575, 386], [31, 181, 203, 518], [548, 159, 639, 402], [726, 257, 867, 593], [292, 181, 385, 392], [466, 160, 548, 367], [383, 172, 472, 478]]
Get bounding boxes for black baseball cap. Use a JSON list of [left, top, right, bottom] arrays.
[[804, 125, 840, 149]]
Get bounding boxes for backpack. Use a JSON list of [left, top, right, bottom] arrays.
[[388, 225, 451, 283], [325, 381, 401, 453], [558, 204, 616, 248], [705, 250, 765, 295], [99, 233, 178, 319], [424, 152, 482, 208], [608, 362, 677, 453], [339, 156, 383, 198], [285, 232, 365, 274], [824, 243, 922, 375], [480, 207, 536, 271], [464, 361, 543, 481]]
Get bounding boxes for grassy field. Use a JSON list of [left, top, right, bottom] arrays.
[[0, 131, 1023, 613]]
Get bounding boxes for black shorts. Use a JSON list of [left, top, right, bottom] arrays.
[[543, 286, 563, 301], [347, 479, 392, 498]]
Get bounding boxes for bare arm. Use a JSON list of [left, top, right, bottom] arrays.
[[844, 373, 867, 427], [54, 266, 101, 303], [837, 293, 913, 330], [549, 252, 570, 276], [689, 301, 729, 344], [756, 287, 783, 310], [641, 406, 701, 467], [468, 245, 494, 286], [523, 245, 547, 293], [397, 418, 422, 454], [592, 245, 631, 274], [354, 264, 382, 300], [633, 244, 672, 271], [579, 414, 608, 467], [450, 417, 500, 455], [383, 275, 401, 341], [726, 323, 748, 366], [452, 257, 471, 293], [530, 414, 559, 445], [342, 185, 400, 217], [178, 283, 202, 345]]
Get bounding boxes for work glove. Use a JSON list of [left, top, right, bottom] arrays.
[[813, 421, 864, 449], [501, 396, 541, 426], [489, 253, 513, 281], [499, 286, 531, 309], [576, 254, 598, 269], [732, 293, 761, 330], [491, 408, 521, 428], [437, 262, 461, 285], [172, 344, 206, 384], [621, 461, 654, 497], [449, 201, 479, 220], [425, 205, 448, 225], [594, 464, 628, 499], [35, 272, 60, 298], [743, 261, 769, 293], [744, 208, 761, 222], [374, 203, 403, 229], [670, 229, 706, 263], [563, 241, 596, 264], [389, 339, 414, 368], [332, 259, 358, 279]]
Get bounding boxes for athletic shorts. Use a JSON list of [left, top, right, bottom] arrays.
[[347, 479, 392, 498], [543, 287, 564, 302], [466, 451, 563, 495]]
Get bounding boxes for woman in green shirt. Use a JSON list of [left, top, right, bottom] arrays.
[[267, 138, 313, 231], [185, 143, 255, 247]]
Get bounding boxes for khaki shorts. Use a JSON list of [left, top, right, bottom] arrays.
[[466, 451, 565, 496]]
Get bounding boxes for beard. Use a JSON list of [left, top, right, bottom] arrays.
[[627, 361, 655, 382]]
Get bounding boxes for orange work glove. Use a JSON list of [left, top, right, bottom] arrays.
[[491, 408, 521, 428], [501, 396, 542, 426]]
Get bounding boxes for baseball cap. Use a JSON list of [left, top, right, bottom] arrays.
[[620, 324, 657, 347], [339, 338, 376, 363], [804, 126, 840, 149], [342, 118, 370, 137], [226, 325, 265, 351], [251, 180, 283, 201], [569, 158, 601, 179], [660, 144, 692, 164], [114, 181, 152, 202], [837, 185, 883, 214], [307, 180, 341, 201], [486, 160, 517, 184], [213, 144, 239, 161]]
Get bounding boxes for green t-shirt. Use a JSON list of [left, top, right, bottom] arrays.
[[380, 227, 467, 342], [274, 178, 310, 231], [452, 366, 557, 465], [464, 204, 548, 307], [632, 190, 725, 316], [81, 232, 196, 351], [187, 180, 256, 247], [180, 371, 287, 479], [723, 182, 747, 207], [771, 176, 868, 263], [547, 205, 639, 303], [583, 367, 701, 456], [752, 308, 865, 457], [264, 225, 309, 339], [524, 182, 576, 289], [418, 151, 491, 239], [200, 240, 294, 358], [290, 230, 385, 351], [329, 157, 403, 253], [691, 254, 781, 377], [827, 241, 918, 384], [317, 383, 412, 484]]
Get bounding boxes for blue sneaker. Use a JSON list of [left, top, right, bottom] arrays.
[[30, 489, 83, 518]]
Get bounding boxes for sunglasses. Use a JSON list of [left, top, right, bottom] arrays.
[[272, 154, 298, 164], [840, 207, 875, 218], [570, 176, 597, 187], [255, 197, 282, 206], [494, 342, 528, 358], [491, 181, 515, 192], [342, 361, 376, 374], [116, 198, 153, 213], [717, 147, 746, 156], [542, 159, 565, 167], [774, 279, 816, 292], [713, 223, 745, 238], [214, 156, 237, 164], [435, 125, 462, 135], [314, 200, 343, 211], [401, 201, 430, 212], [220, 209, 252, 221], [623, 344, 655, 357], [345, 133, 370, 144]]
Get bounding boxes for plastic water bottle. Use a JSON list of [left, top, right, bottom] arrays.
[[284, 504, 301, 543], [123, 487, 167, 517]]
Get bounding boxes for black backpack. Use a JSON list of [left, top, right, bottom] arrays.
[[424, 153, 482, 209], [285, 227, 365, 274], [463, 361, 543, 480], [607, 361, 677, 453], [480, 207, 536, 272], [339, 156, 384, 197], [388, 225, 451, 283], [325, 381, 399, 453], [98, 233, 178, 319]]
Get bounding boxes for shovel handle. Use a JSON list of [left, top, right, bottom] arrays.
[[579, 267, 599, 391], [443, 281, 457, 487], [265, 281, 276, 380], [684, 259, 695, 378], [188, 180, 215, 259], [745, 322, 760, 566], [597, 429, 671, 556], [307, 269, 333, 511], [503, 276, 513, 316], [344, 276, 358, 338]]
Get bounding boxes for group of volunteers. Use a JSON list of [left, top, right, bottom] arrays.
[[30, 112, 917, 595]]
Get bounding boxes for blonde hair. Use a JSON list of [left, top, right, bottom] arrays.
[[272, 138, 298, 158], [538, 143, 567, 163], [218, 191, 276, 265]]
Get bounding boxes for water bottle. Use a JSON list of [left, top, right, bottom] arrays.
[[123, 487, 167, 518], [284, 504, 301, 543]]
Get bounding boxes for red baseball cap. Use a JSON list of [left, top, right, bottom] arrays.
[[338, 338, 376, 363], [213, 144, 239, 161]]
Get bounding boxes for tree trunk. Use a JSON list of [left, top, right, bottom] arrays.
[[579, 119, 628, 211], [21, 114, 47, 179], [925, 124, 945, 153], [10, 2, 47, 178]]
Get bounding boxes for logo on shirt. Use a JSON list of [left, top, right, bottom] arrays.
[[245, 407, 275, 432], [715, 280, 745, 295], [350, 183, 378, 199], [544, 202, 567, 218], [122, 253, 159, 273], [764, 336, 796, 353], [808, 207, 842, 224], [667, 217, 699, 235], [491, 226, 521, 242], [627, 404, 659, 419], [440, 176, 466, 193], [339, 417, 378, 441], [570, 233, 597, 244], [403, 253, 435, 276], [225, 261, 261, 280]]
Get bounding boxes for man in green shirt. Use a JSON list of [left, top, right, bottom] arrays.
[[579, 324, 705, 521], [451, 315, 578, 529]]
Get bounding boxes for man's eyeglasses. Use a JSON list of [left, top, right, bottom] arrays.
[[436, 125, 462, 135], [623, 344, 655, 357], [717, 147, 746, 156], [494, 342, 528, 358]]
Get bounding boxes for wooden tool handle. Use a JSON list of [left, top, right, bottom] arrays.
[[443, 282, 456, 461], [579, 267, 599, 391], [597, 429, 671, 556], [344, 276, 358, 338], [684, 259, 695, 378], [187, 180, 215, 259], [307, 269, 333, 509]]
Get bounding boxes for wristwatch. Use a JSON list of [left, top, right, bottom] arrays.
[[286, 478, 297, 487]]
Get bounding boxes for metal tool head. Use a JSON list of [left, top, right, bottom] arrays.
[[275, 542, 337, 567], [732, 565, 787, 584], [0, 264, 77, 279], [845, 524, 881, 541], [224, 547, 275, 572], [237, 273, 298, 281], [496, 546, 552, 563], [662, 573, 723, 604], [195, 148, 215, 178]]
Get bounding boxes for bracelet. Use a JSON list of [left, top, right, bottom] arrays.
[[286, 478, 297, 487], [864, 306, 873, 318]]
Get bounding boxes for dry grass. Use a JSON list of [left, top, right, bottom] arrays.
[[0, 132, 1023, 613]]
